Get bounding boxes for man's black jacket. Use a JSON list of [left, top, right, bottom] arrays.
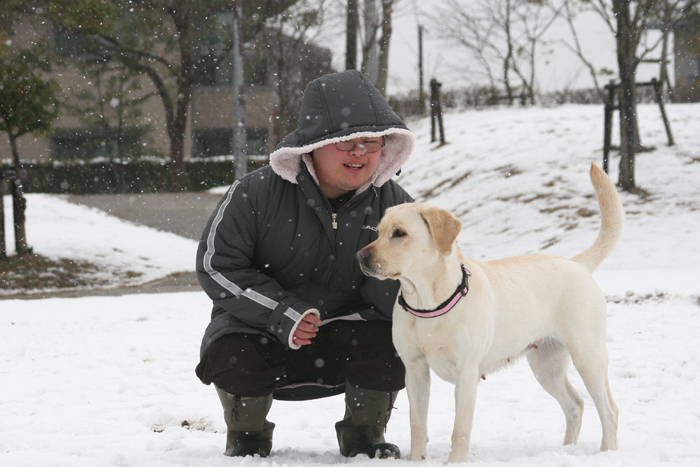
[[196, 163, 412, 357]]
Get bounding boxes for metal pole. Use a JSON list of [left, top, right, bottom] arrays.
[[0, 165, 5, 260], [231, 0, 247, 179]]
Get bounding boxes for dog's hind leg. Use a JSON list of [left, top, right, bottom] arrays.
[[526, 338, 585, 446], [569, 344, 619, 451]]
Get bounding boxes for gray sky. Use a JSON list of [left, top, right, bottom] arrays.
[[319, 0, 670, 96]]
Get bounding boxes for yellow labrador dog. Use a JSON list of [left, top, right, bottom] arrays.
[[357, 164, 623, 463]]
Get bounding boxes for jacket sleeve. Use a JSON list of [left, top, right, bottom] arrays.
[[196, 179, 318, 349]]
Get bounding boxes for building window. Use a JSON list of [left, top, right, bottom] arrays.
[[245, 128, 268, 156], [192, 53, 268, 87], [52, 25, 108, 60], [688, 57, 700, 82], [191, 11, 268, 87], [192, 129, 232, 158], [192, 11, 234, 87], [51, 128, 143, 160], [192, 127, 268, 158], [245, 56, 268, 86]]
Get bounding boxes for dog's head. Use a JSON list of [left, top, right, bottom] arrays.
[[357, 203, 462, 280]]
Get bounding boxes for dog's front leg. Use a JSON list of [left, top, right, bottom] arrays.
[[404, 354, 431, 461], [448, 364, 480, 464]]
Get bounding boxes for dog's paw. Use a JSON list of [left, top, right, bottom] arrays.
[[447, 450, 470, 464]]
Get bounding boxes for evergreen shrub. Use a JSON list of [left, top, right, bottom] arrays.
[[14, 156, 266, 194]]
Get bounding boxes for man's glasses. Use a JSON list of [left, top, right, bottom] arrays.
[[334, 140, 384, 153]]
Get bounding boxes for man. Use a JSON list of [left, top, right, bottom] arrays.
[[195, 70, 415, 458]]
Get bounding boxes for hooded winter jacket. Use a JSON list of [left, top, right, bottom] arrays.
[[196, 70, 415, 358]]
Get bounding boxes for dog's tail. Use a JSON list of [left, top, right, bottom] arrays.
[[570, 163, 625, 273]]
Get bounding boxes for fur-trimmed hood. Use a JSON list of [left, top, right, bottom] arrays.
[[270, 70, 415, 193]]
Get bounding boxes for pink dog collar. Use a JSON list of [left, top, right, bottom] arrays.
[[398, 265, 471, 318]]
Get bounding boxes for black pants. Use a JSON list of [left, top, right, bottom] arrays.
[[196, 319, 405, 400]]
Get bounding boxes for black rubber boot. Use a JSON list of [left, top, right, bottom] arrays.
[[335, 381, 401, 459], [216, 386, 275, 457]]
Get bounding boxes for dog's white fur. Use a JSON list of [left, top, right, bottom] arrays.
[[358, 164, 623, 463]]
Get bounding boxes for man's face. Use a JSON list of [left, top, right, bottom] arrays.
[[312, 137, 383, 199]]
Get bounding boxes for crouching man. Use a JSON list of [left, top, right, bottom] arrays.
[[195, 70, 416, 458]]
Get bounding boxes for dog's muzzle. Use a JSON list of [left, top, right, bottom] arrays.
[[356, 247, 372, 268], [356, 248, 381, 277]]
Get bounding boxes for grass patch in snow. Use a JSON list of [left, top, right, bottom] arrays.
[[0, 253, 142, 294]]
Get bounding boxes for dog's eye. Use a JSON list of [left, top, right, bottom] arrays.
[[392, 229, 407, 238]]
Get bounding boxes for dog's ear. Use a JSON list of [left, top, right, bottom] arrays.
[[420, 206, 462, 256]]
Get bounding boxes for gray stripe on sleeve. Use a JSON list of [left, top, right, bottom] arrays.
[[284, 308, 302, 321], [202, 181, 282, 312]]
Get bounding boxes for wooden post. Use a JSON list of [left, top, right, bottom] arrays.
[[603, 80, 616, 174], [651, 78, 674, 146], [430, 79, 437, 142], [602, 77, 674, 179], [437, 93, 445, 146], [430, 78, 446, 145]]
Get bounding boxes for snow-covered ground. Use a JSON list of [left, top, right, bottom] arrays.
[[0, 193, 197, 296], [2, 103, 700, 466]]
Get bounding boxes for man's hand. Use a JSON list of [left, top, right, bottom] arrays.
[[292, 313, 322, 346]]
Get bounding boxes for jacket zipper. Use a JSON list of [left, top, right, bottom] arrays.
[[332, 213, 338, 230]]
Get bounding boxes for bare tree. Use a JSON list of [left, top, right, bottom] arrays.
[[340, 0, 399, 94], [375, 0, 396, 94], [362, 0, 380, 82], [430, 0, 560, 104], [656, 0, 699, 101], [347, 0, 359, 69], [557, 0, 611, 100], [581, 0, 682, 190], [559, 0, 691, 100], [257, 0, 335, 141], [71, 0, 300, 190], [510, 0, 563, 103]]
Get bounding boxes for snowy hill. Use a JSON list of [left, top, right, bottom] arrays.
[[399, 103, 700, 296], [2, 103, 699, 467]]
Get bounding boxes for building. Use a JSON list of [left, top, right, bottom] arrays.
[[646, 17, 700, 103], [1, 8, 332, 164], [673, 21, 700, 102]]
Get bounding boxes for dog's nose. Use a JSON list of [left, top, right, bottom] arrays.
[[356, 248, 371, 263]]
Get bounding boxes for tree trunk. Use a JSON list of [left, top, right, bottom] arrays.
[[346, 0, 359, 70], [376, 0, 393, 95], [527, 39, 536, 104], [614, 0, 638, 191], [503, 0, 514, 103], [168, 104, 189, 192], [8, 132, 30, 255]]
